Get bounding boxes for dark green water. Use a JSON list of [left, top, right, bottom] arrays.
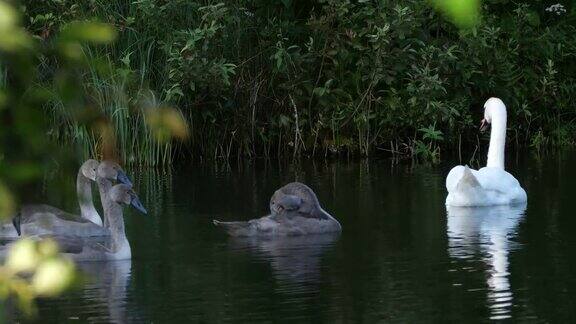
[[20, 151, 576, 322]]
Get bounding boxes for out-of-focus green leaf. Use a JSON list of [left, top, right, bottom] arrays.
[[59, 21, 117, 44], [0, 1, 18, 30], [0, 1, 33, 52], [430, 0, 481, 29], [6, 239, 39, 273], [58, 42, 84, 61], [145, 107, 189, 143], [2, 238, 78, 314], [37, 239, 59, 258], [0, 180, 15, 220], [0, 29, 33, 52], [32, 258, 75, 296], [6, 162, 43, 182]]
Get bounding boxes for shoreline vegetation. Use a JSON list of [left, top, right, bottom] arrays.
[[23, 1, 576, 165], [0, 0, 573, 317]]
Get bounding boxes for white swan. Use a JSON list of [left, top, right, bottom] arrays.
[[14, 184, 147, 261], [445, 98, 527, 206], [6, 160, 132, 238]]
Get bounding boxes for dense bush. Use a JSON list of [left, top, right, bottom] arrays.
[[22, 0, 576, 163]]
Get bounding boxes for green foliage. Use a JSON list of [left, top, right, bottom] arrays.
[[1, 1, 188, 316], [20, 0, 576, 162], [431, 0, 481, 29], [414, 124, 444, 163], [0, 238, 77, 316]]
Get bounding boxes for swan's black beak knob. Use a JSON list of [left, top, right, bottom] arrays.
[[479, 119, 489, 132]]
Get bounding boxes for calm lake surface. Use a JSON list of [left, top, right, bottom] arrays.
[[17, 151, 576, 323]]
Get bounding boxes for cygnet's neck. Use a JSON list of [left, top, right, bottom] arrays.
[[486, 108, 507, 169], [97, 176, 113, 229], [102, 197, 128, 252], [77, 170, 102, 226]]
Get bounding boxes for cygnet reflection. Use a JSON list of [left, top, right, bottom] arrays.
[[228, 233, 340, 284], [447, 203, 527, 320], [76, 260, 132, 323]]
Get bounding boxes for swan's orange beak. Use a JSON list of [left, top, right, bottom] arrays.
[[480, 119, 488, 132]]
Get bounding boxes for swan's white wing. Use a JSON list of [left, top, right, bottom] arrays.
[[476, 167, 522, 194], [446, 165, 483, 191], [446, 166, 526, 206], [446, 165, 466, 192]]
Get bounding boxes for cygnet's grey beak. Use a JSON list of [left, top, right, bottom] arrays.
[[130, 196, 147, 215], [479, 119, 488, 132], [117, 170, 133, 186]]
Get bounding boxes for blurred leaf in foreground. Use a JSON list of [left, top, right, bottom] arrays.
[[32, 258, 75, 296], [430, 0, 481, 29], [57, 21, 117, 61], [59, 21, 117, 44], [1, 239, 78, 315], [0, 181, 15, 220], [0, 1, 33, 52], [145, 107, 189, 143]]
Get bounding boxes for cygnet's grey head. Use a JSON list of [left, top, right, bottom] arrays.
[[269, 182, 321, 217], [80, 159, 100, 181], [97, 160, 132, 186], [109, 184, 147, 214]]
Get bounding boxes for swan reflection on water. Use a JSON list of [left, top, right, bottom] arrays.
[[227, 233, 340, 285], [75, 260, 132, 322], [447, 203, 527, 320]]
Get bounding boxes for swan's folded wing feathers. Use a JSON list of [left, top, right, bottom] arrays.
[[21, 205, 91, 223], [476, 167, 522, 193], [455, 166, 482, 190], [446, 165, 465, 192]]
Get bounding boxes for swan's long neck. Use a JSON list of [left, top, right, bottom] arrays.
[[77, 171, 102, 226], [486, 110, 507, 169], [97, 177, 113, 229], [98, 177, 128, 253], [103, 199, 128, 252]]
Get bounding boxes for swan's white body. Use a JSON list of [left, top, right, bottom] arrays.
[[445, 98, 527, 206], [445, 166, 527, 206]]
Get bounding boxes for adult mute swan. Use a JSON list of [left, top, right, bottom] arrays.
[[6, 160, 132, 238], [12, 184, 147, 261], [213, 182, 342, 236], [445, 98, 527, 206]]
